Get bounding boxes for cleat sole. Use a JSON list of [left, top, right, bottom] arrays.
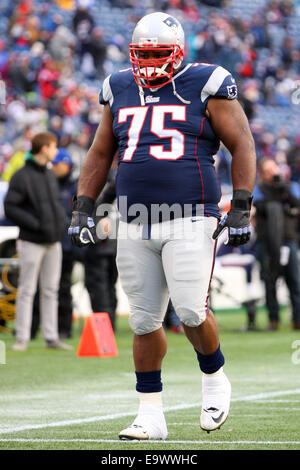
[[200, 414, 228, 433], [119, 436, 144, 441]]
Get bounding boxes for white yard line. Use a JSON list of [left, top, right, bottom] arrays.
[[231, 389, 300, 401], [0, 388, 300, 436], [0, 438, 299, 445]]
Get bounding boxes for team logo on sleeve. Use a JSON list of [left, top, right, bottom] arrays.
[[227, 84, 238, 99]]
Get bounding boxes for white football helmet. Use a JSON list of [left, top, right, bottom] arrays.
[[129, 12, 185, 88]]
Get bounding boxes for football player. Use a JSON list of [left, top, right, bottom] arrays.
[[68, 12, 256, 440]]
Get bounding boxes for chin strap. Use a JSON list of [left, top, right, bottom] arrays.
[[138, 85, 145, 106], [171, 78, 191, 104], [138, 77, 191, 106]]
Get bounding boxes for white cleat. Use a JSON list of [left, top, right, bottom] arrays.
[[119, 423, 151, 441], [200, 368, 231, 433], [119, 408, 168, 441]]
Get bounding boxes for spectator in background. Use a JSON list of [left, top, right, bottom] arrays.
[[66, 127, 91, 182], [83, 169, 118, 331], [4, 132, 72, 351], [0, 40, 9, 75], [52, 147, 77, 339], [0, 125, 32, 182], [49, 115, 64, 142], [1, 148, 25, 183], [250, 16, 270, 49], [49, 24, 75, 64], [214, 231, 259, 332], [198, 0, 225, 6], [37, 58, 59, 100], [253, 157, 300, 330], [72, 1, 95, 40], [0, 0, 299, 185], [89, 27, 107, 79], [287, 136, 300, 182], [7, 54, 35, 94], [72, 0, 95, 76], [55, 0, 76, 10]]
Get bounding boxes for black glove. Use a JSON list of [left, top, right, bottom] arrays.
[[213, 190, 252, 246], [68, 196, 97, 247]]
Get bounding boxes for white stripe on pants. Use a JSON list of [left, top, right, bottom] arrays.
[[15, 240, 62, 342]]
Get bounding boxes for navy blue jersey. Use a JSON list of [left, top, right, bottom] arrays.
[[99, 62, 238, 222]]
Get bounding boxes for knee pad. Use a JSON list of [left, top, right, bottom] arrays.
[[129, 311, 162, 336], [176, 306, 207, 328]]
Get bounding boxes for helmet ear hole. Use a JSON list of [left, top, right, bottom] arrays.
[[173, 45, 183, 69]]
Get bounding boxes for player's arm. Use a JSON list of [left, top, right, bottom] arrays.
[[206, 98, 256, 192], [68, 105, 118, 246], [206, 98, 256, 245]]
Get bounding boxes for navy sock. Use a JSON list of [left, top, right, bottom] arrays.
[[195, 345, 225, 374], [135, 370, 162, 393]]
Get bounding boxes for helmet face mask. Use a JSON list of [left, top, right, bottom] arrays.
[[129, 44, 183, 88], [129, 12, 185, 89]]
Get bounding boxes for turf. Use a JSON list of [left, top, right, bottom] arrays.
[[0, 309, 300, 451]]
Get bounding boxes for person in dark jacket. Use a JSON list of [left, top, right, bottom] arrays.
[[253, 157, 300, 330], [4, 132, 72, 351]]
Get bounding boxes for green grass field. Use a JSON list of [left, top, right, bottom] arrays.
[[0, 309, 300, 451]]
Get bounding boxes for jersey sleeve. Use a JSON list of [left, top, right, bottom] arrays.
[[200, 65, 238, 104], [99, 75, 114, 107]]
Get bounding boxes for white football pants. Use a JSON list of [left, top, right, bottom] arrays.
[[116, 216, 218, 335]]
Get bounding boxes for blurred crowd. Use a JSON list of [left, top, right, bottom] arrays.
[[0, 0, 298, 185]]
